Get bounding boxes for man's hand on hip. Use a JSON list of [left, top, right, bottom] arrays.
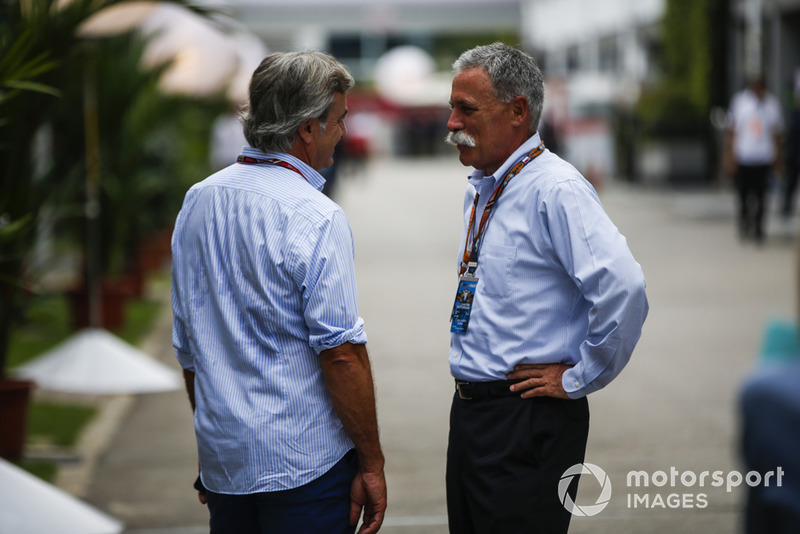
[[507, 363, 572, 399]]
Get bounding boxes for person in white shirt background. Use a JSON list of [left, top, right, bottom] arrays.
[[724, 76, 784, 244]]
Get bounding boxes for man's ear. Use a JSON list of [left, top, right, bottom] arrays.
[[298, 118, 316, 144], [509, 96, 529, 127]]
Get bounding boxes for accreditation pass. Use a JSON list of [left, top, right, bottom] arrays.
[[450, 273, 479, 334]]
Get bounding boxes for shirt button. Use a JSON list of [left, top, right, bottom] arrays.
[[574, 380, 580, 387]]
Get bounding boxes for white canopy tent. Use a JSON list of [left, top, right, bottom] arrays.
[[13, 328, 181, 395], [373, 45, 451, 107], [0, 457, 122, 534], [137, 2, 240, 97], [78, 1, 266, 100]]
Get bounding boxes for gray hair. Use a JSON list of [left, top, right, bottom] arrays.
[[453, 42, 544, 132], [242, 51, 354, 153]]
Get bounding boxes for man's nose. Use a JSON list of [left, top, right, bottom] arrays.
[[447, 112, 463, 132]]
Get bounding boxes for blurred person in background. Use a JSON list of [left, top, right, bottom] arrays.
[[209, 103, 248, 172], [739, 236, 800, 532], [171, 51, 386, 534], [724, 76, 784, 244], [443, 42, 648, 534], [740, 361, 800, 533], [781, 76, 800, 220], [320, 141, 344, 198]]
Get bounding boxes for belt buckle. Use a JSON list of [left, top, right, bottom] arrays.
[[456, 381, 472, 400]]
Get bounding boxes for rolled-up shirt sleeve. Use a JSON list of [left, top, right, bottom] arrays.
[[545, 180, 649, 398], [172, 318, 195, 372], [295, 209, 368, 353]]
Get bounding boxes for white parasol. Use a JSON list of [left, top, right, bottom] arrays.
[[13, 328, 182, 395], [138, 3, 240, 97], [77, 1, 159, 36], [373, 45, 451, 108], [79, 1, 259, 99], [0, 457, 123, 534]]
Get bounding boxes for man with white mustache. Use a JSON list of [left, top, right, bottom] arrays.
[[444, 43, 649, 534], [445, 130, 477, 148]]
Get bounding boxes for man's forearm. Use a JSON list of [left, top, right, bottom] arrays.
[[320, 342, 384, 472]]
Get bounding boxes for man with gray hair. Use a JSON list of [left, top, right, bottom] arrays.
[[445, 42, 648, 532], [171, 51, 386, 534]]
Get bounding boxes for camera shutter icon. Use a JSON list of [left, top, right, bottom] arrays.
[[558, 463, 612, 516]]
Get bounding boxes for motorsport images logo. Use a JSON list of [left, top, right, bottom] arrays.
[[559, 463, 786, 515], [558, 463, 612, 516]]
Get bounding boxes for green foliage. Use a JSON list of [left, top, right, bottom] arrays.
[[0, 0, 118, 378], [16, 459, 59, 482], [20, 401, 97, 482], [45, 34, 227, 276], [5, 294, 72, 370], [0, 30, 61, 106], [27, 401, 96, 448], [661, 0, 711, 112], [0, 0, 231, 377], [431, 32, 521, 70], [637, 0, 729, 138], [0, 0, 229, 486], [636, 82, 706, 138], [115, 297, 163, 347]]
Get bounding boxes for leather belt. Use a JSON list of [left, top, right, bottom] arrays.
[[455, 379, 522, 401]]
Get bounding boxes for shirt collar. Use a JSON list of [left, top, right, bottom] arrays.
[[240, 146, 327, 192], [466, 132, 542, 190]]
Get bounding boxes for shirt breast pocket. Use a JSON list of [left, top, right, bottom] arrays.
[[478, 244, 516, 298]]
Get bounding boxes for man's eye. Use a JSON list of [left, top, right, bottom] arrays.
[[450, 104, 475, 114]]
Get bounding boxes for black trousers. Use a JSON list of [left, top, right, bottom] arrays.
[[735, 164, 771, 240], [446, 393, 590, 534]]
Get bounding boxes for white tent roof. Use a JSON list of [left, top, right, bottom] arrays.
[[79, 2, 262, 100], [138, 3, 240, 97], [0, 457, 123, 534], [13, 328, 182, 395], [373, 45, 451, 107]]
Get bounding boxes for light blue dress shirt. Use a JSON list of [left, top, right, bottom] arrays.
[[450, 133, 648, 398], [171, 146, 366, 494]]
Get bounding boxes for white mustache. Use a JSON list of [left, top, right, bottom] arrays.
[[445, 130, 476, 148]]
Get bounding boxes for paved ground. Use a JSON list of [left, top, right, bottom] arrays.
[[76, 155, 797, 533]]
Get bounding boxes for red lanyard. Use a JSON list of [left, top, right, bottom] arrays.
[[236, 155, 307, 182], [460, 142, 545, 276]]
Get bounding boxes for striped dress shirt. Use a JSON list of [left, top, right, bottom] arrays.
[[450, 133, 648, 398], [171, 146, 366, 494]]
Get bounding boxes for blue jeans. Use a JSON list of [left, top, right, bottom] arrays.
[[206, 450, 358, 534]]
